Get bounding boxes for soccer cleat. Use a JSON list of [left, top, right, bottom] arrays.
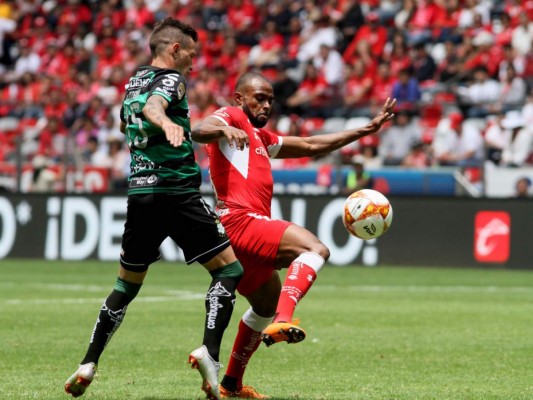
[[219, 384, 269, 399], [64, 362, 97, 398], [261, 320, 306, 347], [188, 345, 222, 400]]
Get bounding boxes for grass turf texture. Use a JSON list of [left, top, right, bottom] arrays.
[[1, 260, 533, 400]]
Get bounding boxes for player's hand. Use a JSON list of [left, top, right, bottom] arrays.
[[162, 120, 185, 147], [366, 97, 396, 133], [222, 127, 249, 150]]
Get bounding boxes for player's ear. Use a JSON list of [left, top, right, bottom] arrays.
[[171, 43, 180, 58], [234, 91, 244, 106]]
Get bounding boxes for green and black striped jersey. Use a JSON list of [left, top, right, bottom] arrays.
[[120, 66, 201, 195]]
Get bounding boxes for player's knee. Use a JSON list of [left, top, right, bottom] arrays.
[[120, 259, 150, 273], [210, 260, 244, 279], [310, 242, 330, 262]]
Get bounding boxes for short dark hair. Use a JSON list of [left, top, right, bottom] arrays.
[[149, 18, 198, 57], [235, 71, 270, 92]]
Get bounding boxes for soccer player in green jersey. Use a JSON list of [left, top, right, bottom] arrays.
[[65, 18, 249, 400]]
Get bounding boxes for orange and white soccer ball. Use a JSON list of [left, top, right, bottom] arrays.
[[342, 189, 393, 240]]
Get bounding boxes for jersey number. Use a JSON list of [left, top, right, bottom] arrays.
[[124, 102, 148, 149]]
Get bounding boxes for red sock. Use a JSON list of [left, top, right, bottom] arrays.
[[224, 319, 262, 388], [274, 260, 317, 323]]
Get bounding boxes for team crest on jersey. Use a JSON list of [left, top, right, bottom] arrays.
[[177, 82, 185, 100], [215, 218, 227, 237]]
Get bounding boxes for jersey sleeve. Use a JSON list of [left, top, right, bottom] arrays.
[[149, 71, 187, 104], [258, 128, 283, 158], [210, 107, 235, 126]]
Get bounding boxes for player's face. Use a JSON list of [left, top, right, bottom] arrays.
[[241, 82, 274, 128], [173, 37, 197, 77]]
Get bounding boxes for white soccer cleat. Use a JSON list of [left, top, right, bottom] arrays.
[[64, 362, 97, 398], [189, 345, 222, 400]]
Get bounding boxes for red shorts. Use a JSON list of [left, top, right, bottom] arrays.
[[219, 209, 292, 296]]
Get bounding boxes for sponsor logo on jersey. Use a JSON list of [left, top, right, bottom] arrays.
[[255, 147, 268, 157], [474, 211, 510, 263], [130, 174, 159, 187], [214, 110, 230, 119], [125, 90, 140, 99], [154, 87, 172, 96], [128, 78, 151, 89]]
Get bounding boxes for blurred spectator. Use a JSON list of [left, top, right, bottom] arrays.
[[391, 68, 421, 108], [483, 112, 506, 165], [271, 66, 299, 116], [297, 10, 338, 64], [342, 154, 373, 195], [74, 117, 99, 150], [106, 136, 130, 192], [286, 62, 336, 118], [342, 11, 387, 60], [511, 13, 533, 56], [410, 43, 437, 82], [226, 0, 260, 46], [12, 38, 41, 79], [36, 116, 67, 162], [30, 155, 60, 192], [96, 113, 123, 154], [370, 62, 395, 113], [334, 0, 364, 52], [498, 64, 527, 112], [500, 110, 533, 167], [464, 31, 502, 78], [312, 44, 344, 91], [248, 20, 284, 69], [379, 109, 422, 165], [203, 0, 228, 32], [405, 0, 445, 46], [457, 66, 501, 118], [498, 43, 526, 81], [432, 112, 484, 166], [382, 32, 412, 76], [82, 136, 104, 165], [402, 141, 432, 168], [337, 59, 373, 118], [437, 40, 462, 83], [395, 0, 416, 30], [514, 176, 532, 198], [125, 0, 154, 29], [358, 136, 382, 169]]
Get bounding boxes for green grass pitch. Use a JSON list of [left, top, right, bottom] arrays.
[[1, 259, 533, 400]]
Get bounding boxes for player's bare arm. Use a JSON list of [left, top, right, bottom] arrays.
[[192, 116, 249, 150], [143, 94, 185, 147], [276, 97, 396, 159]]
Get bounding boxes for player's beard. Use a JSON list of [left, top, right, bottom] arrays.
[[243, 105, 268, 128]]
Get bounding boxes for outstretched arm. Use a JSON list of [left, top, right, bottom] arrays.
[[276, 98, 396, 159], [192, 116, 249, 150]]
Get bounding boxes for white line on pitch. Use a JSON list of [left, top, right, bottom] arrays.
[[4, 292, 205, 305], [316, 285, 533, 294]]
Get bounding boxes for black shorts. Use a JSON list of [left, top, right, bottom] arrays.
[[120, 192, 230, 269]]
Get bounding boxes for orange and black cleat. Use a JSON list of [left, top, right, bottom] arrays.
[[260, 320, 306, 347]]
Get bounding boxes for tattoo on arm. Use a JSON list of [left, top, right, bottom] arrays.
[[143, 95, 171, 128]]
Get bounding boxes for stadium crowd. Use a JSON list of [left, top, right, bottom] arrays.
[[0, 0, 532, 192]]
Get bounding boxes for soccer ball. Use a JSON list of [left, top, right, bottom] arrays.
[[342, 189, 393, 240]]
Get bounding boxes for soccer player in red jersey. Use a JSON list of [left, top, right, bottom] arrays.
[[192, 72, 395, 398]]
